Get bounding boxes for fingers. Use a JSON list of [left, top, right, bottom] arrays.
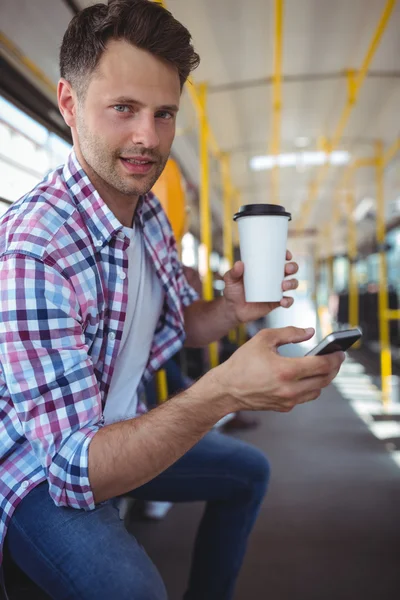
[[280, 296, 294, 308], [286, 249, 293, 260], [224, 261, 244, 283], [277, 363, 343, 411], [285, 373, 338, 398], [282, 279, 298, 292], [284, 261, 298, 276], [282, 260, 298, 306], [267, 326, 315, 348], [229, 259, 298, 286], [281, 279, 298, 308], [290, 351, 345, 380], [276, 383, 329, 412]]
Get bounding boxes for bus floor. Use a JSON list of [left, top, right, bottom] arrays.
[[127, 383, 400, 600]]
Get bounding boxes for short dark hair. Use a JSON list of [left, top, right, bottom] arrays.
[[60, 0, 200, 94]]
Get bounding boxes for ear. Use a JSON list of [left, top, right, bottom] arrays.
[[58, 78, 77, 129]]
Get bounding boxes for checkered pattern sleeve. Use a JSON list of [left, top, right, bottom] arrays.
[[0, 253, 102, 510]]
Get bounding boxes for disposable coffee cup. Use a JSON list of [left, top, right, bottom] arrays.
[[233, 204, 291, 302]]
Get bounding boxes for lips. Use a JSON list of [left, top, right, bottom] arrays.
[[120, 157, 155, 174]]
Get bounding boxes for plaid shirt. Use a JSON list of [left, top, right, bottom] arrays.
[[0, 151, 198, 563]]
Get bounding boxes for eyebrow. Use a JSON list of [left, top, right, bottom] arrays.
[[111, 97, 179, 113]]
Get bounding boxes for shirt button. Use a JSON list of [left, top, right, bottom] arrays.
[[108, 331, 116, 341], [21, 480, 29, 489], [96, 239, 103, 247], [118, 271, 126, 280], [117, 232, 124, 240]]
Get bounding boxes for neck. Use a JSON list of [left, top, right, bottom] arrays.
[[74, 146, 140, 228]]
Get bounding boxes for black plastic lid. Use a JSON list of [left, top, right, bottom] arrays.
[[233, 204, 291, 221]]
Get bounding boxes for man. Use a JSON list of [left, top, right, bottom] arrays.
[[0, 1, 345, 599]]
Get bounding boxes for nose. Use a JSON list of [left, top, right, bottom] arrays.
[[131, 113, 159, 150]]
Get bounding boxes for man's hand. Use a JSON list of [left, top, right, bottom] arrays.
[[223, 250, 298, 324], [213, 326, 345, 413]]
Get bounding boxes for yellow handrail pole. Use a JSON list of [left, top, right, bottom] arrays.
[[383, 137, 400, 167], [231, 189, 246, 346], [221, 153, 234, 269], [296, 0, 397, 230], [229, 189, 241, 345], [155, 370, 168, 403], [198, 83, 219, 369], [222, 153, 237, 344], [270, 0, 284, 204], [232, 189, 240, 248], [375, 141, 391, 408], [198, 83, 212, 301], [186, 83, 220, 158], [387, 310, 400, 319], [235, 190, 247, 346], [346, 180, 360, 333]]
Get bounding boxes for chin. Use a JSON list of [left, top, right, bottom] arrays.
[[118, 180, 153, 197], [131, 178, 158, 196]]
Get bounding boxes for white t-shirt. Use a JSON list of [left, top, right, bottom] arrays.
[[103, 224, 164, 424]]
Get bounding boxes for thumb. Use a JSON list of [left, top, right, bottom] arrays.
[[268, 326, 315, 348], [224, 261, 244, 284]]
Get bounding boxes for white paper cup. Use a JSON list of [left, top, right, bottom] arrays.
[[233, 204, 291, 302]]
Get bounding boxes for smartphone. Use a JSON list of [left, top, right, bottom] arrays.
[[305, 328, 362, 356]]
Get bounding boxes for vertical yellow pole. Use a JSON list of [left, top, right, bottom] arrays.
[[198, 83, 219, 368], [221, 153, 233, 269], [221, 153, 238, 346], [270, 0, 284, 204], [232, 190, 241, 248], [346, 182, 359, 329], [375, 141, 391, 407], [229, 189, 241, 345], [155, 370, 168, 403]]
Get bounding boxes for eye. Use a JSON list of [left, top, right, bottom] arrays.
[[113, 105, 130, 113], [156, 110, 174, 120]]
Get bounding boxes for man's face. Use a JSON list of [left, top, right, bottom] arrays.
[[74, 40, 180, 198]]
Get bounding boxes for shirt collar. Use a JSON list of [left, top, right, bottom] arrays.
[[62, 149, 145, 248]]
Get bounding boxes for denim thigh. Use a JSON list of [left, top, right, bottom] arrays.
[[130, 430, 270, 503], [5, 483, 167, 600]]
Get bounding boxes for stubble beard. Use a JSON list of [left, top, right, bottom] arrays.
[[76, 116, 168, 197]]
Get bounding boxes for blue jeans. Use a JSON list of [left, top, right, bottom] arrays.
[[5, 431, 270, 600]]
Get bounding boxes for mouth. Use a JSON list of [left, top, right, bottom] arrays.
[[120, 156, 156, 175]]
